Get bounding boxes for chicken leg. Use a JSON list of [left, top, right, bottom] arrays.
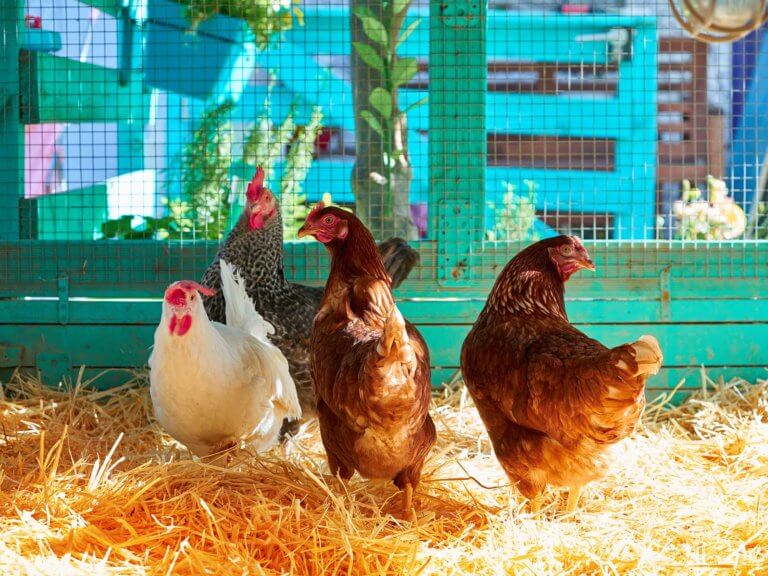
[[204, 439, 238, 466], [529, 494, 543, 514], [566, 486, 582, 513], [402, 483, 416, 522]]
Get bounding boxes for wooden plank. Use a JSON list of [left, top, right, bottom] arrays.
[[19, 52, 148, 124], [4, 296, 768, 327], [656, 164, 710, 182], [658, 141, 707, 160], [0, 367, 143, 391], [5, 365, 762, 395], [21, 28, 62, 53], [236, 85, 629, 138], [418, 323, 768, 369], [1, 323, 764, 390], [285, 7, 654, 63], [2, 241, 767, 298], [431, 368, 768, 393], [658, 102, 695, 115], [487, 135, 615, 171]]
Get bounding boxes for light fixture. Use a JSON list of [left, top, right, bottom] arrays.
[[669, 0, 767, 42]]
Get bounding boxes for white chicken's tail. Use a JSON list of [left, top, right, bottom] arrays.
[[220, 259, 274, 341], [219, 259, 302, 424], [258, 339, 302, 424]]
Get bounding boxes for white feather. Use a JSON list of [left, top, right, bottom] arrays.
[[148, 265, 302, 458]]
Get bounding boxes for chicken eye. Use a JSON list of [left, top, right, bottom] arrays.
[[561, 245, 573, 256], [323, 215, 335, 225]]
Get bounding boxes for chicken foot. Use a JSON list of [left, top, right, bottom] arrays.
[[528, 494, 543, 514], [204, 439, 238, 466]]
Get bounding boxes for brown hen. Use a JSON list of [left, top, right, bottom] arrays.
[[298, 204, 435, 521], [461, 236, 662, 514], [201, 168, 420, 431]]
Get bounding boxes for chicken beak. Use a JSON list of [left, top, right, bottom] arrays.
[[582, 258, 596, 272], [297, 224, 314, 239]]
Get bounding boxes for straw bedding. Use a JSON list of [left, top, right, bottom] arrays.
[[0, 369, 766, 575]]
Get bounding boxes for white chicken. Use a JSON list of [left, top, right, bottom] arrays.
[[149, 260, 301, 460]]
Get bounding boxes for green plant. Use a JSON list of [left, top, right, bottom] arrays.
[[352, 0, 426, 219], [755, 203, 768, 239], [101, 101, 234, 241], [673, 176, 746, 240], [180, 101, 235, 240], [243, 94, 324, 239], [103, 95, 323, 241], [280, 107, 324, 239], [485, 180, 539, 242], [177, 0, 303, 48]]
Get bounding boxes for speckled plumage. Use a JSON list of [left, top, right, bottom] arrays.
[[201, 198, 419, 430]]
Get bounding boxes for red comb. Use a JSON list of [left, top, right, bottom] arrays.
[[246, 166, 266, 203], [178, 280, 217, 297], [307, 201, 325, 221]]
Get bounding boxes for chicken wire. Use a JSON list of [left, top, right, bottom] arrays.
[[2, 0, 767, 288]]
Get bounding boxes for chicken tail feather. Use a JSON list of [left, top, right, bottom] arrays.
[[220, 259, 275, 341], [629, 335, 663, 377], [378, 238, 420, 289]]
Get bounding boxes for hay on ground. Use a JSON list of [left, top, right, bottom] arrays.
[[0, 368, 767, 575]]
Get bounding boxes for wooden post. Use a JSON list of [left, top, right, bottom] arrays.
[[429, 0, 487, 286]]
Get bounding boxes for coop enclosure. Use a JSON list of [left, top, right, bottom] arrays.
[[0, 0, 766, 397]]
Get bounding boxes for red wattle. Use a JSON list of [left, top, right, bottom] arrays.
[[169, 314, 192, 336], [249, 212, 265, 230]]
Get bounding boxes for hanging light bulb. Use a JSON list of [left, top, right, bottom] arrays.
[[669, 0, 767, 42]]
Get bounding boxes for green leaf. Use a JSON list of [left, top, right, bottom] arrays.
[[369, 87, 392, 119], [356, 13, 388, 46], [392, 0, 410, 15], [397, 18, 421, 48], [361, 110, 385, 138], [391, 57, 419, 87], [403, 95, 428, 114], [100, 215, 134, 239], [352, 42, 384, 71], [353, 6, 376, 20]]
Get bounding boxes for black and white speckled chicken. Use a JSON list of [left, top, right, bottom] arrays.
[[201, 168, 420, 428]]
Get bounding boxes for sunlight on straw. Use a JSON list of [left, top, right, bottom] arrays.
[[0, 369, 766, 575]]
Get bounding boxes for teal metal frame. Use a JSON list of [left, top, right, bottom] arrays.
[[1, 0, 767, 397]]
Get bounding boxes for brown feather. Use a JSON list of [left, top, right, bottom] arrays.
[[309, 208, 435, 500], [461, 236, 662, 508]]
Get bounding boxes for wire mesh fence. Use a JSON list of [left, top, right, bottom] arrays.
[[2, 0, 767, 290]]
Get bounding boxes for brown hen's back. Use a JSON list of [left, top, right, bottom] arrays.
[[200, 195, 420, 431], [305, 207, 435, 519], [461, 236, 662, 511]]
